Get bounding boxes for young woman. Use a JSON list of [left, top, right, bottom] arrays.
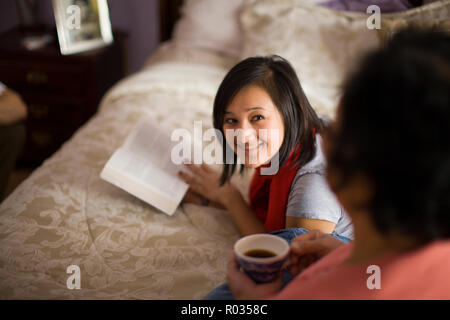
[[179, 55, 353, 238], [226, 28, 450, 299]]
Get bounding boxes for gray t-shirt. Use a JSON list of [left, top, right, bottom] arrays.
[[285, 135, 354, 239]]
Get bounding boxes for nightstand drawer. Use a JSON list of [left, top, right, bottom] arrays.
[[20, 92, 84, 125], [0, 61, 85, 94]]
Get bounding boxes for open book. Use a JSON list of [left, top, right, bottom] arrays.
[[100, 117, 189, 216]]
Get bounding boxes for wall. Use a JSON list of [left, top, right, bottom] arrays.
[[0, 0, 161, 74]]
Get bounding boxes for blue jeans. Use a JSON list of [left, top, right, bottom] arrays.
[[203, 228, 351, 300]]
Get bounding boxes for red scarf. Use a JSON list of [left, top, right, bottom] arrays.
[[249, 146, 301, 232]]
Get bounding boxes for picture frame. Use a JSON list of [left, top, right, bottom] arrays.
[[52, 0, 113, 55]]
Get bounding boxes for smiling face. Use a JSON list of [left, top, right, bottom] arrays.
[[222, 85, 285, 168]]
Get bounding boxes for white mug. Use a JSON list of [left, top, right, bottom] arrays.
[[234, 234, 289, 283]]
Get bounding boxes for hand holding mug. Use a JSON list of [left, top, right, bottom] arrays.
[[288, 230, 344, 276]]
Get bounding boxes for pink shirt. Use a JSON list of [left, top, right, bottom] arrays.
[[271, 240, 450, 299]]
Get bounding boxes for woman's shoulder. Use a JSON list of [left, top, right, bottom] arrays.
[[297, 134, 326, 176], [288, 171, 338, 209], [286, 171, 341, 220]]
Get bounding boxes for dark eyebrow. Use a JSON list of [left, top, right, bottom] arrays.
[[224, 107, 264, 114]]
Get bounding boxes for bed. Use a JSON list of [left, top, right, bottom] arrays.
[[1, 0, 448, 299]]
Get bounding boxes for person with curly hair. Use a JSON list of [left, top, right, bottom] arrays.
[[225, 28, 450, 299]]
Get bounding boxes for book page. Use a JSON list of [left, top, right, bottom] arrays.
[[122, 117, 182, 177], [101, 117, 189, 215], [108, 148, 187, 197]]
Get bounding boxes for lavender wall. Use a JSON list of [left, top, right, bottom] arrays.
[[0, 0, 161, 74]]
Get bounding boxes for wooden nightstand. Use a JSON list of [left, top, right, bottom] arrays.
[[0, 27, 126, 166]]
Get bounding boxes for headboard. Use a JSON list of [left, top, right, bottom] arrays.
[[159, 0, 184, 42]]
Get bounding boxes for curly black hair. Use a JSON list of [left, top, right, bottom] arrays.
[[326, 28, 450, 244]]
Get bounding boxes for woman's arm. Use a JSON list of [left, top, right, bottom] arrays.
[[226, 230, 345, 300], [221, 187, 267, 236], [285, 217, 336, 233], [285, 172, 342, 234], [179, 164, 266, 236], [0, 88, 28, 125]]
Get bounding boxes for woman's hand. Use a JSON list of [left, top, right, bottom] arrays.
[[179, 163, 266, 235], [182, 189, 209, 206], [227, 254, 283, 300], [288, 230, 345, 276], [178, 163, 237, 206]]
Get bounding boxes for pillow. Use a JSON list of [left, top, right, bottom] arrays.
[[172, 0, 245, 57], [318, 0, 413, 13], [377, 0, 450, 43], [239, 0, 380, 118]]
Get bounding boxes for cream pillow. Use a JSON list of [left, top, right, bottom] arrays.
[[378, 0, 450, 43], [239, 0, 380, 118], [172, 0, 246, 57], [240, 0, 380, 88]]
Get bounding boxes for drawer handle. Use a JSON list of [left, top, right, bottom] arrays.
[[29, 104, 49, 119], [26, 71, 48, 85], [31, 131, 52, 147]]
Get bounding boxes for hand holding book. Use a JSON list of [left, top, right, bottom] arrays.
[[100, 117, 189, 216], [178, 163, 236, 209]]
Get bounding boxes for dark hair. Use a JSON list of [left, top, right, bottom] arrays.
[[213, 55, 323, 184], [326, 28, 450, 243]]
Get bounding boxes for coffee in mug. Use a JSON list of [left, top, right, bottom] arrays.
[[234, 234, 289, 283]]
